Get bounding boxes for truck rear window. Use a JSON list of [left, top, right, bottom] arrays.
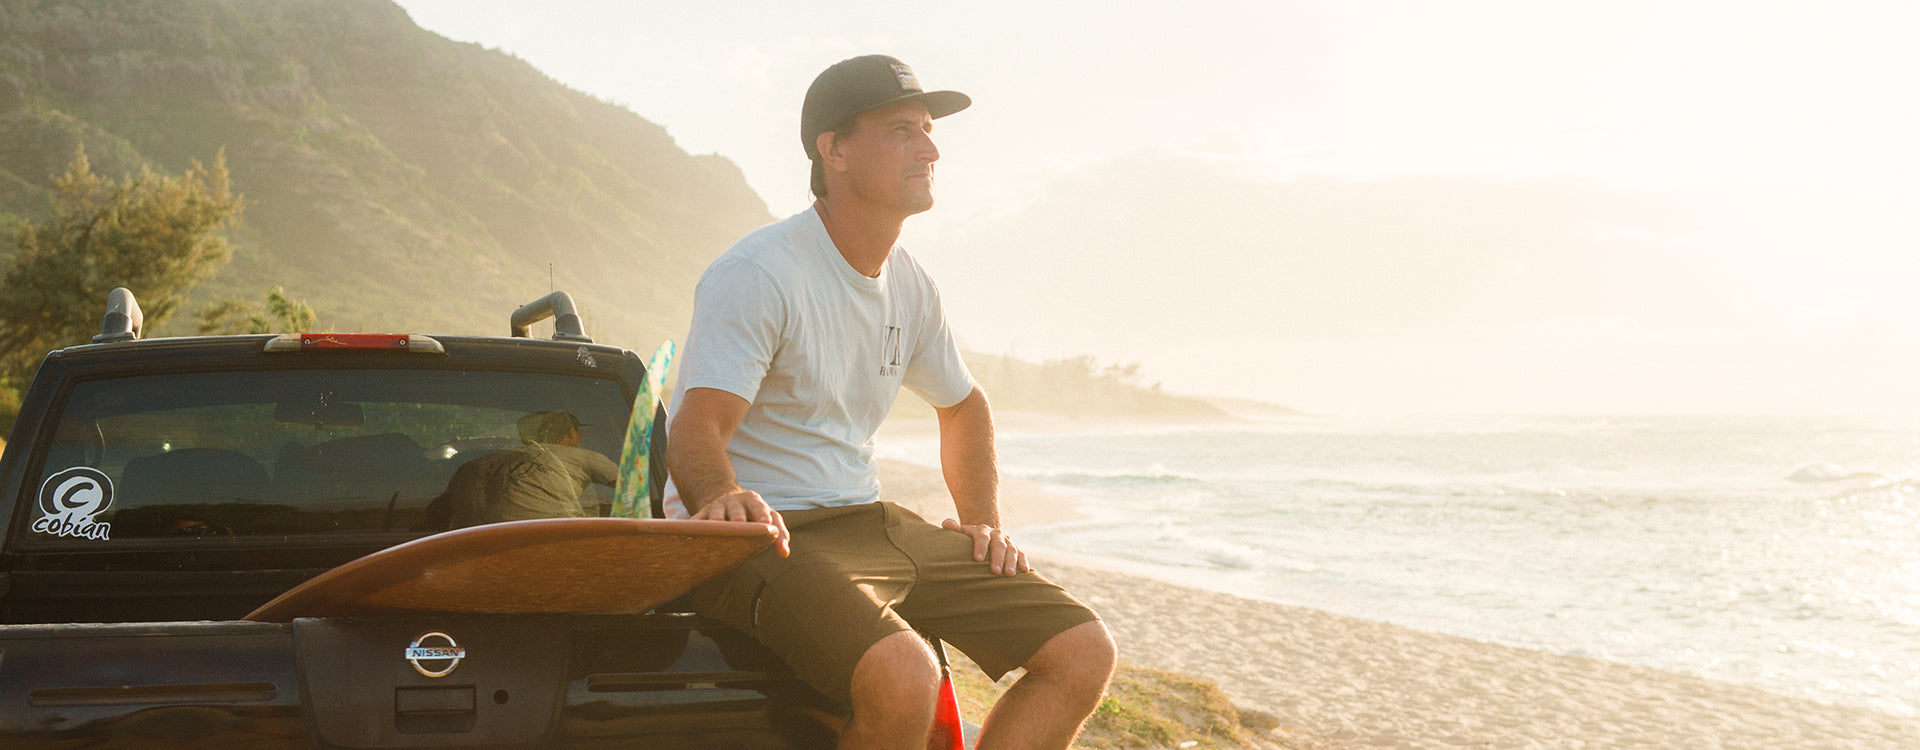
[[22, 369, 629, 545]]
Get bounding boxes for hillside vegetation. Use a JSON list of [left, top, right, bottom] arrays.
[[885, 353, 1229, 421], [0, 1, 1261, 424], [969, 353, 1227, 418], [0, 0, 769, 349]]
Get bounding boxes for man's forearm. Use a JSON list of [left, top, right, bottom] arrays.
[[666, 417, 743, 513], [666, 389, 791, 555], [937, 387, 1000, 527]]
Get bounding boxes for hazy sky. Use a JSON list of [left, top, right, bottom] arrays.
[[395, 0, 1920, 416]]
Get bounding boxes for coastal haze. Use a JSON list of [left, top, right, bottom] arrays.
[[1, 2, 1915, 745], [396, 0, 1920, 417], [391, 2, 1920, 739]]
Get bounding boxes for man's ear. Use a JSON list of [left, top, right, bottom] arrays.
[[815, 131, 844, 171]]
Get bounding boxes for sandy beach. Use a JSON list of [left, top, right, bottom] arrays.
[[877, 434, 1920, 749]]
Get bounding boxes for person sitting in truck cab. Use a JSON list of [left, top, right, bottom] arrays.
[[438, 411, 617, 528]]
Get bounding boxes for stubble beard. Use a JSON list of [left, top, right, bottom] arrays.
[[900, 173, 936, 216]]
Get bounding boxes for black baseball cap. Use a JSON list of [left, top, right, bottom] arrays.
[[801, 55, 971, 160], [517, 410, 585, 444]]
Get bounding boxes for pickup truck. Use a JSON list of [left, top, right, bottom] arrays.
[[0, 289, 961, 748]]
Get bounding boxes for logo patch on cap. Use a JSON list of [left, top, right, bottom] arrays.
[[890, 62, 921, 91]]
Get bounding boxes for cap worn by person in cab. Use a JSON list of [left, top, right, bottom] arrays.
[[517, 411, 584, 444], [801, 55, 971, 160]]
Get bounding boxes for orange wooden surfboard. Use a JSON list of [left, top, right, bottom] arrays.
[[245, 518, 776, 622]]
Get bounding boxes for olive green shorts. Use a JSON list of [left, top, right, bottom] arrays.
[[688, 501, 1101, 703]]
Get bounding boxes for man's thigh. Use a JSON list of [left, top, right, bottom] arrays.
[[689, 503, 918, 703], [882, 504, 1102, 681], [690, 502, 1102, 697]]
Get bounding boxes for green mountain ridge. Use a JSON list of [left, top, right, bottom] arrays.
[[0, 0, 1240, 422], [0, 0, 770, 349]]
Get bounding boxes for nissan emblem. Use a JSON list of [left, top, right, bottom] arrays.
[[405, 631, 466, 678]]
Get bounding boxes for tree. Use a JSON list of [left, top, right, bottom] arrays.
[[0, 148, 243, 385], [197, 285, 318, 335]]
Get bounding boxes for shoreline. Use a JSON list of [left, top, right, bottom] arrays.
[[1044, 557, 1920, 748], [875, 444, 1920, 747]]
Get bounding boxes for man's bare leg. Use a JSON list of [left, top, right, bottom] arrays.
[[838, 630, 941, 750], [975, 621, 1118, 750]]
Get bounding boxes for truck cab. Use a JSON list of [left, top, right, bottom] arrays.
[[0, 290, 859, 748]]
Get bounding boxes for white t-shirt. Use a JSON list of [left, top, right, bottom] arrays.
[[667, 208, 975, 514]]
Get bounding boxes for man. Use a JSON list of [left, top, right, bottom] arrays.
[[443, 410, 616, 527], [667, 55, 1116, 749]]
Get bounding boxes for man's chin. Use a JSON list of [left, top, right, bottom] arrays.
[[884, 200, 932, 218], [901, 189, 936, 215]]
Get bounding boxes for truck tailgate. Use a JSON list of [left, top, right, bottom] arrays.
[[0, 620, 301, 744], [0, 614, 839, 748]]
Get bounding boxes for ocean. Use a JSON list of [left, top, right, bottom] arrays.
[[879, 414, 1920, 717]]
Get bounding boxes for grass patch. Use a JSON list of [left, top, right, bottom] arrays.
[[948, 653, 1265, 749]]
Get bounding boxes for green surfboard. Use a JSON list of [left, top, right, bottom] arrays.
[[613, 340, 674, 518]]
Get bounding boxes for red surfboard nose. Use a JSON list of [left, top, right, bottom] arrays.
[[927, 671, 964, 750]]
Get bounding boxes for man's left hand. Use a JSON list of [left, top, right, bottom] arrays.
[[941, 518, 1030, 576]]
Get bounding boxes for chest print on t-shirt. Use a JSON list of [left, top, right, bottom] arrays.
[[879, 325, 904, 376]]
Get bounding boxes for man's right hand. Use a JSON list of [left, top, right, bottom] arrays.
[[691, 489, 791, 557]]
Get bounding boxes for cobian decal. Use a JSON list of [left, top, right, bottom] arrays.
[[35, 467, 114, 541]]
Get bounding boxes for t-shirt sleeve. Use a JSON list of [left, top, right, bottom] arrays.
[[902, 276, 976, 409], [678, 258, 785, 404], [584, 450, 617, 487]]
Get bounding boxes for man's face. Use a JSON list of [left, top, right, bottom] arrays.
[[833, 99, 940, 215]]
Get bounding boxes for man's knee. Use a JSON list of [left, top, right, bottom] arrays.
[[847, 631, 942, 723], [1026, 620, 1117, 690]]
